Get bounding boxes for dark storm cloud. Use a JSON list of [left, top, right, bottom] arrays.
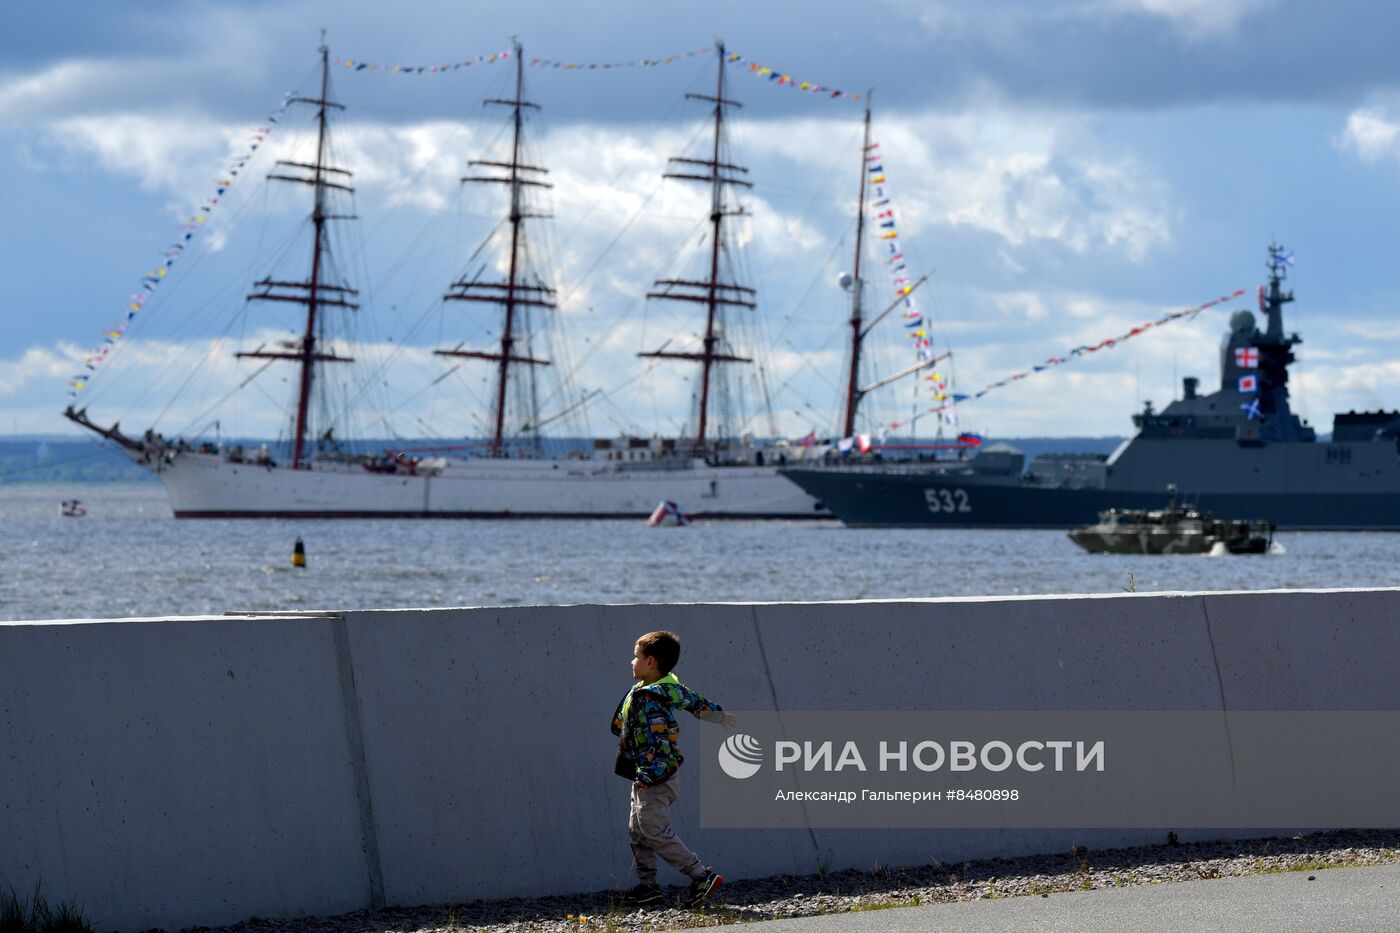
[[7, 0, 1400, 129], [903, 0, 1400, 111]]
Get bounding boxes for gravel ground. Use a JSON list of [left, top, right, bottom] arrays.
[[193, 830, 1400, 933]]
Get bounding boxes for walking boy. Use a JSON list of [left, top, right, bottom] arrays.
[[611, 630, 736, 908]]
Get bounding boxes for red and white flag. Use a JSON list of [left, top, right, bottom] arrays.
[[1235, 347, 1259, 368]]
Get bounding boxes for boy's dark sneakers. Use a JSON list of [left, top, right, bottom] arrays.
[[626, 882, 664, 908], [687, 868, 724, 907]]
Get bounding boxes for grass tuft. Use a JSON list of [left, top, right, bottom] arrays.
[[0, 883, 93, 933]]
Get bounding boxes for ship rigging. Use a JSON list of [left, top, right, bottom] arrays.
[[64, 37, 898, 519]]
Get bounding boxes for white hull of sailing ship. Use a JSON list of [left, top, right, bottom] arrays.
[[134, 448, 825, 519]]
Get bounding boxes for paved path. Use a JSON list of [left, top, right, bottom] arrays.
[[706, 863, 1400, 932]]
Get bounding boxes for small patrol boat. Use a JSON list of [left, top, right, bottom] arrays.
[[1069, 486, 1274, 555]]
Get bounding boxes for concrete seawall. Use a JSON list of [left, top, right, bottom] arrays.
[[3, 588, 1398, 930]]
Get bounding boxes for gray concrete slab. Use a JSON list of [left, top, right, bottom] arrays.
[[8, 590, 1400, 929], [703, 863, 1400, 932]]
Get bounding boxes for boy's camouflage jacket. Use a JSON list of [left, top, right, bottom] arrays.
[[611, 672, 724, 785]]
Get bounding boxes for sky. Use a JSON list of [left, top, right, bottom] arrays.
[[5, 0, 1400, 444]]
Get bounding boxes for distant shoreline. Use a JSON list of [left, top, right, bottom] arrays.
[[0, 439, 156, 485]]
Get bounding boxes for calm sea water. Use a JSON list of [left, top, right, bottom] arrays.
[[2, 483, 1398, 621]]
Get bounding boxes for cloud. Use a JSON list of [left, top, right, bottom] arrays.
[[0, 3, 279, 124], [1107, 0, 1279, 39], [47, 112, 257, 197], [18, 287, 1400, 440], [1296, 360, 1400, 424], [25, 59, 1378, 445], [330, 120, 481, 213], [914, 5, 974, 39], [1065, 296, 1109, 319], [38, 107, 830, 273], [0, 344, 86, 397], [756, 110, 1172, 261], [895, 283, 1236, 435], [931, 148, 1170, 260], [1324, 360, 1400, 394], [8, 0, 1400, 138], [992, 291, 1050, 320], [0, 53, 256, 129], [1336, 106, 1400, 163], [25, 330, 460, 438], [910, 0, 1278, 45], [0, 60, 108, 124], [1340, 319, 1400, 341]]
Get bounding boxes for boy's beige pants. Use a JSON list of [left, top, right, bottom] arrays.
[[629, 773, 705, 884]]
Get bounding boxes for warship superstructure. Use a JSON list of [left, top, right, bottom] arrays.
[[782, 246, 1400, 529]]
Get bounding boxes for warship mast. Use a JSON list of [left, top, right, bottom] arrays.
[[435, 38, 554, 458], [237, 37, 357, 470], [1262, 242, 1294, 343], [1226, 243, 1303, 424], [640, 40, 755, 456]]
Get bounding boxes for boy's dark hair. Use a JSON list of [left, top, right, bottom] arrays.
[[637, 630, 681, 674]]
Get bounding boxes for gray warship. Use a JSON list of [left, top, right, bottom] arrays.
[[782, 245, 1400, 528]]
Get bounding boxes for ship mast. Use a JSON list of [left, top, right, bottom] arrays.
[[238, 38, 357, 470], [1257, 242, 1301, 420], [640, 40, 755, 455], [435, 38, 553, 458], [841, 92, 874, 438], [1263, 242, 1294, 342]]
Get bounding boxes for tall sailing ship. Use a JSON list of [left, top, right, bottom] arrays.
[[64, 40, 884, 519]]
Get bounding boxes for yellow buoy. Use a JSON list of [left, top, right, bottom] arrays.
[[291, 536, 307, 568]]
